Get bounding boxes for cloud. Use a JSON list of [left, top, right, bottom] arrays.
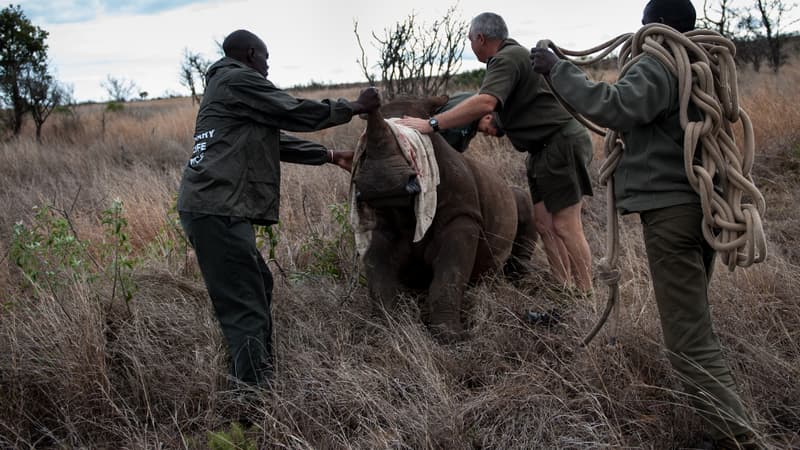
[[22, 0, 788, 103], [114, 0, 201, 16], [17, 0, 200, 25], [16, 0, 98, 24]]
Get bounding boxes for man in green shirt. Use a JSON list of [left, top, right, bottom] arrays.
[[398, 13, 595, 294], [178, 29, 379, 387], [531, 1, 758, 448]]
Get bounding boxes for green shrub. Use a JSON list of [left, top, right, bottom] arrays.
[[105, 101, 124, 112], [206, 422, 257, 450], [255, 223, 280, 261], [100, 198, 137, 304], [10, 205, 91, 291], [144, 196, 189, 267], [9, 199, 138, 304], [295, 202, 355, 280]]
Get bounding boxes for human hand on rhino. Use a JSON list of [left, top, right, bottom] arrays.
[[350, 86, 381, 115], [329, 150, 354, 172], [326, 87, 379, 173]]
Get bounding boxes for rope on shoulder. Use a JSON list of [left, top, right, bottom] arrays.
[[538, 23, 768, 345]]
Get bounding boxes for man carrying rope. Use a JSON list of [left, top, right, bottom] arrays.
[[531, 1, 760, 448]]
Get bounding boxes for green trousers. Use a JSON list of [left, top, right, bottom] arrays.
[[640, 203, 751, 439], [180, 212, 273, 386]]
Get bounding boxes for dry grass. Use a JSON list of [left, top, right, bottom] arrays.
[[1, 62, 799, 449]]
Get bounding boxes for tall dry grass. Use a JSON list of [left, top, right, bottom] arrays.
[[0, 63, 798, 449]]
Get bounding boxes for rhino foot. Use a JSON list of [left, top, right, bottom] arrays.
[[369, 285, 400, 314], [503, 257, 533, 282]]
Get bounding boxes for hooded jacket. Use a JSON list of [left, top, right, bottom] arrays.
[[177, 57, 356, 225]]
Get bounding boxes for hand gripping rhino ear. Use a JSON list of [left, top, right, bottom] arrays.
[[327, 88, 381, 173], [351, 86, 381, 116]]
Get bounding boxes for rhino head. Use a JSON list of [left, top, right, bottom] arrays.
[[378, 95, 448, 120], [352, 108, 421, 209]]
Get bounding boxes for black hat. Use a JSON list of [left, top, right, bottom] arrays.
[[642, 0, 696, 32]]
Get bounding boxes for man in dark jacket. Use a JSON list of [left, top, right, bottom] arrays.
[[177, 29, 379, 387], [531, 1, 759, 448]]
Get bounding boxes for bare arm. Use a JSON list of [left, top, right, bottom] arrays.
[[396, 93, 498, 133], [330, 150, 354, 172]]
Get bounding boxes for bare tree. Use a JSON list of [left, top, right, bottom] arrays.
[[179, 63, 197, 103], [355, 5, 468, 100], [354, 21, 377, 86], [756, 0, 797, 71], [179, 48, 211, 104], [101, 75, 137, 102], [702, 0, 738, 35], [737, 0, 798, 71]]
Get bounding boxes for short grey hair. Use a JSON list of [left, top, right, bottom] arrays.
[[469, 12, 508, 41]]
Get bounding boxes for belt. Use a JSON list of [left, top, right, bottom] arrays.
[[527, 120, 582, 154], [527, 129, 561, 154]]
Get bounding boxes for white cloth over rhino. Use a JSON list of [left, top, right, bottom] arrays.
[[349, 118, 441, 258]]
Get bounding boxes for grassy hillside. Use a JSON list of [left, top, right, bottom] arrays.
[[0, 64, 798, 448]]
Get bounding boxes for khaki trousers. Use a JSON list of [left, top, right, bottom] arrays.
[[640, 203, 751, 439]]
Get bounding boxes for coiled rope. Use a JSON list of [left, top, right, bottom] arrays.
[[537, 23, 767, 345]]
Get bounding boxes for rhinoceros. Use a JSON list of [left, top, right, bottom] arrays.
[[350, 95, 538, 341]]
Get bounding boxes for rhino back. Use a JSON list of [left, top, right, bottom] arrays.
[[427, 133, 483, 227], [426, 133, 518, 277], [463, 155, 518, 276]]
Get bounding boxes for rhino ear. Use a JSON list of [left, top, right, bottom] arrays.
[[428, 95, 449, 114]]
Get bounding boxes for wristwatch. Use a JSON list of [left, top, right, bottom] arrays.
[[428, 117, 440, 132]]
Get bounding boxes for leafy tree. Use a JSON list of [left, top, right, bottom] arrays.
[[450, 68, 486, 90], [20, 62, 67, 141], [355, 5, 468, 100], [0, 4, 49, 136]]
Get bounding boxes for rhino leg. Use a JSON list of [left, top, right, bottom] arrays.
[[504, 187, 539, 280], [425, 217, 480, 343], [363, 230, 410, 314]]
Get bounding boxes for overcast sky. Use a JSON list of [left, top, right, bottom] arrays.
[[12, 0, 799, 102]]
